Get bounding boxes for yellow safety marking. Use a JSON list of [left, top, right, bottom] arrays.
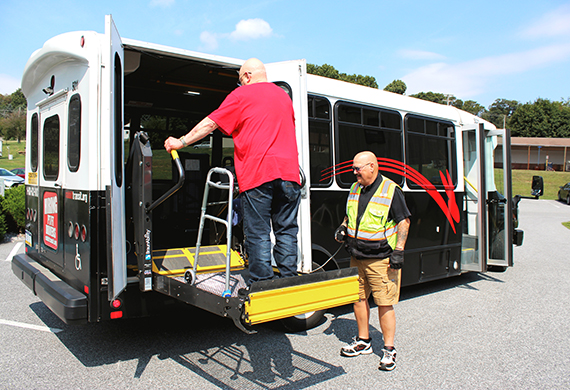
[[245, 275, 359, 325], [152, 245, 245, 276]]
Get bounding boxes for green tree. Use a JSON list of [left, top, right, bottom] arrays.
[[0, 89, 26, 117], [410, 91, 451, 105], [307, 63, 378, 88], [509, 98, 570, 138], [482, 98, 520, 129], [0, 109, 26, 142], [454, 100, 486, 116], [383, 79, 407, 95]]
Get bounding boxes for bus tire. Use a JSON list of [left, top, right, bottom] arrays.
[[280, 261, 327, 332], [280, 309, 326, 332]]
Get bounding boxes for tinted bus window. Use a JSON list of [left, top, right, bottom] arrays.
[[31, 113, 39, 172], [43, 115, 60, 180], [68, 94, 81, 172], [335, 102, 403, 187], [308, 96, 332, 186], [405, 115, 456, 188]]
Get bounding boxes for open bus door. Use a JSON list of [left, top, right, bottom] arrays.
[[461, 123, 512, 272], [264, 60, 312, 273], [101, 15, 128, 300]]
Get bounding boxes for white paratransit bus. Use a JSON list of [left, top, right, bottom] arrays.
[[12, 15, 527, 333]]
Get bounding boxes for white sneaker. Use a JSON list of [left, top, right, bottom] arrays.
[[379, 348, 397, 371], [340, 337, 373, 357]]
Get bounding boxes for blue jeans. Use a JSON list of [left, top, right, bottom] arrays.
[[242, 179, 301, 283]]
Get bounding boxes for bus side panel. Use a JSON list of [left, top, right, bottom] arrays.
[[310, 190, 463, 287], [62, 189, 92, 296], [25, 185, 40, 260]]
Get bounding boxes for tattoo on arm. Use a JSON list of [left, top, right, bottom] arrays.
[[396, 218, 410, 249]]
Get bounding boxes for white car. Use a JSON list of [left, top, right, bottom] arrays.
[[0, 168, 25, 188]]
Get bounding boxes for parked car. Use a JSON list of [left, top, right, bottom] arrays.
[[558, 182, 570, 205], [0, 168, 25, 188], [11, 168, 25, 179]]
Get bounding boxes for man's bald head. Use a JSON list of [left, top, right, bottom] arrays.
[[239, 58, 268, 85], [353, 151, 379, 187]]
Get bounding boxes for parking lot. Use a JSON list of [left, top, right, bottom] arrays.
[[1, 199, 569, 389]]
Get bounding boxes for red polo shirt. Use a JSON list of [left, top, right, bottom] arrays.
[[208, 82, 300, 192]]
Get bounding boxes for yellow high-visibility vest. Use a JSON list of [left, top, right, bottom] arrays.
[[347, 177, 399, 249]]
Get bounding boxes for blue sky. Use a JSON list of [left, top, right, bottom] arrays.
[[1, 0, 570, 108]]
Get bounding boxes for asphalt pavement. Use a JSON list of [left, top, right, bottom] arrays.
[[0, 199, 569, 389]]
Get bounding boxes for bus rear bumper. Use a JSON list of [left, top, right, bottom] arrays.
[[11, 254, 88, 325]]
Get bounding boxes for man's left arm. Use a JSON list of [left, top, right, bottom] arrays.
[[394, 218, 410, 251]]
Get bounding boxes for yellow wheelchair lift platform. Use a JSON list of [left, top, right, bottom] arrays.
[[151, 244, 359, 333], [149, 161, 359, 332]]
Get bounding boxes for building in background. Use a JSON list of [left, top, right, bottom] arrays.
[[497, 137, 570, 171]]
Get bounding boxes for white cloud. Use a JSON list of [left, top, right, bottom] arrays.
[[149, 0, 175, 8], [199, 18, 273, 52], [397, 49, 446, 61], [0, 74, 21, 95], [229, 19, 273, 41], [521, 4, 570, 39], [403, 43, 570, 98], [200, 31, 219, 51]]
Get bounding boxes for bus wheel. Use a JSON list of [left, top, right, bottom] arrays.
[[280, 261, 327, 332], [280, 309, 326, 332]]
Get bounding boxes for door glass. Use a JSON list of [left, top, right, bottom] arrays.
[[461, 130, 480, 271], [486, 132, 508, 265]]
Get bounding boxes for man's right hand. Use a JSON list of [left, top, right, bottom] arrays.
[[334, 224, 347, 243], [164, 136, 183, 153]]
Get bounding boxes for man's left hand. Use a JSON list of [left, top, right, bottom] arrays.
[[389, 249, 404, 269]]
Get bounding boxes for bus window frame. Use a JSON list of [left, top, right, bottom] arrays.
[[404, 114, 457, 190], [333, 101, 404, 189], [308, 95, 332, 187]]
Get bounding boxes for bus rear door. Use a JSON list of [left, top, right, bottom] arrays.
[[101, 15, 128, 300], [265, 60, 312, 273]]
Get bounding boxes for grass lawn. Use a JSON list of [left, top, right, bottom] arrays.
[[0, 140, 26, 171], [509, 169, 570, 200]]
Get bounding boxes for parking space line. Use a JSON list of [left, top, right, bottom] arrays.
[[0, 319, 62, 333], [5, 242, 23, 262]]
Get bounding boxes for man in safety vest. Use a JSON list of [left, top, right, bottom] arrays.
[[335, 151, 411, 371]]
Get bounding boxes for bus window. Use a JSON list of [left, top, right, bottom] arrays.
[[68, 94, 81, 172], [405, 115, 456, 188], [335, 102, 403, 187], [31, 113, 39, 172], [308, 96, 332, 186], [43, 115, 60, 181]]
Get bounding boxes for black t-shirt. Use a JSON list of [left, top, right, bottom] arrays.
[[348, 174, 411, 259]]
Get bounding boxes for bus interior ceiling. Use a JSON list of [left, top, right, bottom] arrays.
[[123, 48, 239, 251]]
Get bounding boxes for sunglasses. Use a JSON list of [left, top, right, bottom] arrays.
[[352, 162, 372, 172]]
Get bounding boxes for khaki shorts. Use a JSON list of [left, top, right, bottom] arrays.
[[350, 257, 401, 306]]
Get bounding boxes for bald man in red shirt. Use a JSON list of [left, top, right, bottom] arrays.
[[165, 58, 301, 284]]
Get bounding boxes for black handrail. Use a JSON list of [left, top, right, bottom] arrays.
[[146, 150, 185, 213]]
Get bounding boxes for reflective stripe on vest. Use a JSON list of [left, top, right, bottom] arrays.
[[346, 177, 399, 248]]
